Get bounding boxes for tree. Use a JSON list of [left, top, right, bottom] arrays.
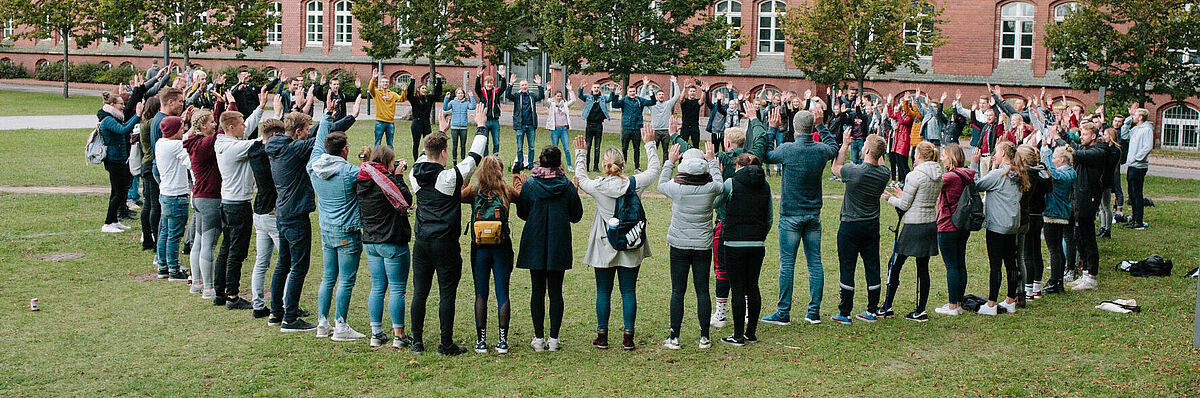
[[4, 0, 105, 98], [100, 0, 277, 67], [533, 0, 739, 87], [353, 0, 534, 85], [1044, 0, 1200, 108], [782, 0, 945, 93]]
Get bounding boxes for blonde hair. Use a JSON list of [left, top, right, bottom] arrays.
[[1103, 127, 1119, 144], [865, 134, 886, 161], [475, 155, 510, 205], [101, 91, 121, 105], [942, 143, 965, 169], [283, 112, 313, 138], [188, 109, 214, 136], [725, 127, 746, 148], [1134, 108, 1150, 121], [602, 148, 625, 178], [914, 141, 938, 162], [1053, 146, 1074, 166], [997, 141, 1030, 191], [219, 111, 243, 130]]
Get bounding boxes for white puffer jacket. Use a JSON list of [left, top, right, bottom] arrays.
[[888, 160, 944, 224]]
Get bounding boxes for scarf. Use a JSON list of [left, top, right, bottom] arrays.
[[357, 162, 410, 211], [673, 172, 713, 186], [531, 166, 565, 179], [102, 104, 124, 123]]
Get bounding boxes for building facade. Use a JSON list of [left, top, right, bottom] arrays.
[[1, 0, 1197, 151]]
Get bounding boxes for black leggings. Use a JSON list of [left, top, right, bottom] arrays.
[[411, 120, 432, 159], [1075, 203, 1099, 276], [722, 244, 764, 339], [887, 153, 910, 182], [529, 270, 565, 339], [585, 123, 604, 171], [140, 171, 160, 250], [621, 129, 640, 170], [1021, 217, 1045, 285], [668, 247, 712, 339], [104, 161, 131, 224], [986, 231, 1020, 302], [882, 254, 930, 314], [1043, 221, 1071, 285]]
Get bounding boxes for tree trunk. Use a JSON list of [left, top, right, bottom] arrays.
[[61, 28, 69, 99], [1137, 83, 1147, 108], [428, 59, 436, 87]]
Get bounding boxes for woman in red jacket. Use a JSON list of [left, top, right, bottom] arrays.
[[887, 97, 914, 186]]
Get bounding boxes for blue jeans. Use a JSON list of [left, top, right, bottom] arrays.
[[374, 121, 395, 147], [937, 230, 970, 305], [156, 195, 189, 272], [273, 216, 312, 323], [550, 126, 572, 165], [595, 266, 640, 332], [366, 243, 410, 329], [766, 127, 780, 151], [127, 175, 140, 202], [472, 246, 514, 329], [850, 139, 864, 164], [776, 214, 824, 317], [515, 126, 536, 166], [317, 231, 363, 324], [485, 120, 501, 155]]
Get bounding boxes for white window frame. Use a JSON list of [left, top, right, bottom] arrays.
[[757, 1, 785, 54], [1161, 104, 1199, 150], [334, 0, 352, 45], [903, 2, 933, 57], [395, 2, 413, 47], [715, 0, 742, 50], [1000, 2, 1035, 61], [267, 2, 282, 44], [392, 73, 413, 88], [1053, 2, 1079, 24], [306, 0, 324, 46], [2, 19, 13, 39]]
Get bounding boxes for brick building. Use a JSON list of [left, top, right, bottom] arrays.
[[1, 0, 1198, 151]]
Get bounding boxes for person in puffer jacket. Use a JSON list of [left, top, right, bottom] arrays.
[[1040, 143, 1076, 295], [307, 114, 364, 342], [355, 145, 415, 349], [974, 141, 1029, 315], [657, 143, 723, 350], [880, 141, 944, 322]]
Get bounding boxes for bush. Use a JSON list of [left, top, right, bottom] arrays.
[[35, 62, 139, 84], [0, 61, 29, 79], [214, 65, 273, 88]]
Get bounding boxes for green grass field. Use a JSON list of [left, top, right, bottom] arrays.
[[1, 110, 1198, 395], [0, 89, 102, 117]]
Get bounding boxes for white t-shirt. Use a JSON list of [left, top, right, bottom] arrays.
[[155, 138, 192, 197]]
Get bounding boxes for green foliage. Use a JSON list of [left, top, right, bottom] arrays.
[[783, 0, 946, 91], [98, 0, 278, 65], [352, 0, 531, 74], [534, 0, 739, 84], [1044, 0, 1200, 107], [0, 61, 29, 79], [213, 65, 274, 87], [5, 0, 106, 97], [34, 62, 136, 84]]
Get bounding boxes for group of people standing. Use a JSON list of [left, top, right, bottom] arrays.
[[93, 61, 1155, 355]]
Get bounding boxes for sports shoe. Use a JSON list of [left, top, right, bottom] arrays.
[[225, 297, 253, 310], [904, 311, 928, 322], [267, 315, 282, 326], [761, 311, 791, 326], [393, 335, 414, 349], [977, 303, 998, 316], [1042, 281, 1065, 294], [530, 337, 545, 352], [997, 300, 1017, 314], [803, 314, 822, 325], [115, 222, 132, 230], [933, 304, 963, 316], [622, 330, 635, 351], [436, 343, 469, 357], [699, 337, 712, 349], [280, 318, 318, 333], [168, 270, 189, 281], [253, 308, 271, 319], [1122, 221, 1145, 230], [830, 314, 852, 325], [475, 338, 490, 354], [211, 296, 227, 307], [157, 270, 169, 279], [855, 311, 878, 322], [316, 322, 333, 338], [201, 288, 215, 300], [495, 338, 510, 354], [101, 224, 125, 233], [743, 334, 758, 343], [1015, 293, 1027, 309], [709, 312, 727, 328], [720, 335, 745, 346], [592, 330, 609, 350], [547, 338, 560, 352], [127, 200, 141, 211], [331, 323, 366, 342], [370, 332, 391, 347], [189, 283, 202, 294], [876, 308, 895, 319], [661, 337, 681, 350], [1063, 270, 1076, 283], [411, 341, 425, 355], [1071, 275, 1097, 290]]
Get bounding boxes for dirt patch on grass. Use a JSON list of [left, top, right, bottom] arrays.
[[0, 186, 108, 195], [131, 273, 162, 281], [39, 253, 83, 261]]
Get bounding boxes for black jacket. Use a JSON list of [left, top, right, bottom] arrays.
[[474, 74, 508, 121], [1021, 165, 1052, 218], [264, 134, 316, 219], [408, 80, 443, 122], [312, 83, 359, 121], [356, 168, 414, 245], [722, 165, 772, 242], [411, 162, 462, 241], [515, 174, 584, 271], [1060, 138, 1110, 212], [248, 142, 277, 215], [680, 98, 702, 129], [1101, 141, 1122, 190]]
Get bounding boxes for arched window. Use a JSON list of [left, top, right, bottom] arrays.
[[757, 1, 785, 54], [334, 1, 352, 45], [1000, 2, 1035, 60], [1162, 104, 1199, 149], [100, 61, 112, 69], [903, 2, 934, 57], [119, 61, 134, 68], [0, 58, 11, 65], [392, 72, 413, 88], [715, 0, 742, 50], [306, 1, 324, 46], [266, 2, 282, 44], [1053, 2, 1079, 23], [264, 67, 279, 78], [598, 81, 619, 96], [638, 82, 662, 96], [709, 84, 739, 102], [753, 86, 781, 101]]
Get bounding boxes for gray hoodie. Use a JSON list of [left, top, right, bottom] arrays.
[[648, 81, 681, 131], [975, 164, 1022, 235]]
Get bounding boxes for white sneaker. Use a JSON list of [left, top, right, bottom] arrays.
[[547, 338, 560, 352], [662, 337, 680, 350], [127, 200, 141, 210], [698, 337, 712, 349], [331, 322, 366, 342], [189, 283, 202, 294], [1071, 275, 1097, 291], [201, 288, 215, 300], [115, 222, 132, 230], [1063, 270, 1077, 283], [531, 338, 546, 352], [978, 303, 998, 316], [997, 300, 1017, 314], [709, 313, 727, 328], [316, 322, 333, 338], [933, 304, 963, 316], [101, 224, 125, 233]]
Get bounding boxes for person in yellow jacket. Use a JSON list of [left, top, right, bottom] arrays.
[[367, 68, 408, 148]]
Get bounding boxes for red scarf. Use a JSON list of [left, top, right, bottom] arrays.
[[357, 162, 410, 211]]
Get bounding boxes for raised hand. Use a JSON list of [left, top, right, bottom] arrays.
[[768, 107, 782, 128], [308, 70, 317, 81], [842, 125, 852, 144], [573, 135, 587, 151], [803, 88, 812, 99], [939, 91, 948, 103], [257, 85, 270, 107], [954, 89, 962, 102], [473, 106, 485, 128], [533, 74, 542, 85], [669, 75, 678, 84], [509, 73, 518, 83], [370, 68, 379, 79], [566, 80, 574, 92], [668, 144, 681, 163], [135, 101, 145, 117], [641, 123, 655, 144], [703, 141, 716, 161]]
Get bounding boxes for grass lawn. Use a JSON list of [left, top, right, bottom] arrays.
[[0, 89, 102, 117], [1, 115, 1198, 395]]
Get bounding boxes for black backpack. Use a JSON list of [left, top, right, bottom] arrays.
[[606, 178, 647, 251], [944, 169, 984, 231], [1121, 254, 1173, 277]]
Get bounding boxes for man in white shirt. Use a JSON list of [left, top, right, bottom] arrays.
[[154, 116, 192, 282], [213, 100, 265, 310]]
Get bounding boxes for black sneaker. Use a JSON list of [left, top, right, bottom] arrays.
[[743, 334, 758, 343], [280, 318, 317, 332], [904, 311, 928, 322], [719, 335, 745, 346], [225, 297, 253, 310], [168, 270, 189, 281], [267, 315, 283, 326], [157, 270, 169, 279], [253, 308, 271, 319], [182, 242, 192, 255], [411, 341, 426, 355], [437, 343, 469, 357], [1122, 221, 1141, 229], [298, 308, 312, 318], [212, 296, 227, 306], [876, 308, 895, 319], [1042, 281, 1065, 294]]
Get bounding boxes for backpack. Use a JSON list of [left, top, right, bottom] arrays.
[[470, 191, 507, 246], [85, 123, 106, 164], [606, 177, 647, 251], [945, 169, 984, 231], [1118, 254, 1173, 277]]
